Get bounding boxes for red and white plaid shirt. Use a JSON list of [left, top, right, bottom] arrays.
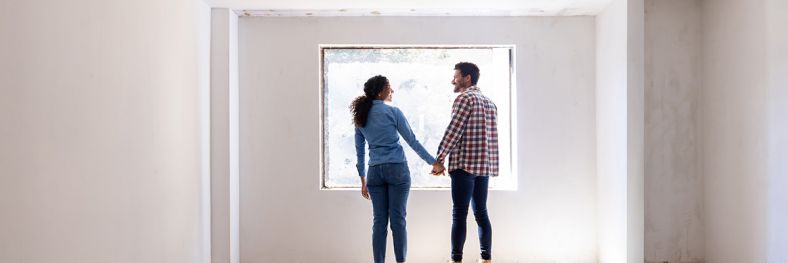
[[437, 86, 499, 177]]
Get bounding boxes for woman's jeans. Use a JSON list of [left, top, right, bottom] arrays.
[[367, 162, 411, 263], [450, 169, 492, 261]]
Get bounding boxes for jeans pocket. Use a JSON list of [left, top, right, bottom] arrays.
[[366, 165, 383, 187], [393, 163, 411, 185]]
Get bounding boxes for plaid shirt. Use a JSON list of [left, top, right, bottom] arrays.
[[437, 86, 499, 177]]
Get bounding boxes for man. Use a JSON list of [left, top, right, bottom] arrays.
[[432, 62, 498, 263]]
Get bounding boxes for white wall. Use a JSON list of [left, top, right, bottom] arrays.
[[210, 8, 240, 263], [239, 16, 597, 262], [0, 0, 211, 262], [766, 0, 788, 261], [596, 0, 629, 261], [596, 0, 645, 262], [644, 0, 703, 262], [627, 1, 645, 262], [702, 0, 770, 262]]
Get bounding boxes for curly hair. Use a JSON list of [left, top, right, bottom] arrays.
[[350, 75, 389, 127]]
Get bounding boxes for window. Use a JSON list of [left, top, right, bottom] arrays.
[[320, 45, 516, 190]]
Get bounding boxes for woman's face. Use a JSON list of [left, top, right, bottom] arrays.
[[378, 83, 393, 102]]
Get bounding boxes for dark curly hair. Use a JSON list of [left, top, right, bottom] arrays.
[[350, 75, 389, 127]]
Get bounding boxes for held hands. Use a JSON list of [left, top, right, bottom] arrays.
[[431, 162, 446, 176]]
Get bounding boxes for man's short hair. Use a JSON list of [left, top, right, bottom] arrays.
[[454, 62, 480, 85]]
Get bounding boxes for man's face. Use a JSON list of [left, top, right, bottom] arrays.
[[451, 69, 470, 92]]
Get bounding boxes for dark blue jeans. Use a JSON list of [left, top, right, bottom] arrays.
[[450, 169, 492, 261], [367, 162, 411, 263]]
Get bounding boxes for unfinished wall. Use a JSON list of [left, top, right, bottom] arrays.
[[644, 0, 703, 262]]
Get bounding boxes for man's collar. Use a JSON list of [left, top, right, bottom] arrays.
[[464, 86, 480, 92]]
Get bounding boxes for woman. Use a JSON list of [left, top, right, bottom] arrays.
[[351, 75, 437, 263]]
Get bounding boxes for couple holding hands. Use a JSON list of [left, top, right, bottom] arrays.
[[352, 62, 499, 263]]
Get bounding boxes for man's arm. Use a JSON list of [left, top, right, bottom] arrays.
[[436, 94, 473, 163]]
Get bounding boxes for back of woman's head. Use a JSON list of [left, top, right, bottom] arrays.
[[350, 75, 389, 127]]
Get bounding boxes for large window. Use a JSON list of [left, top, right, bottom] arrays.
[[320, 46, 516, 190]]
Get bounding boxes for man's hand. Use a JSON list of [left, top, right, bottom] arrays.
[[431, 162, 446, 176]]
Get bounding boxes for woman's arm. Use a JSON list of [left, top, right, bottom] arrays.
[[355, 128, 370, 200], [354, 128, 366, 177], [393, 107, 437, 165]]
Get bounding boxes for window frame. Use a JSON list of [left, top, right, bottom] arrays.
[[318, 44, 517, 191]]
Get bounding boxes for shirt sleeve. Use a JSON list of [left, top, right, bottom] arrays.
[[437, 94, 472, 163], [393, 107, 437, 165], [354, 127, 366, 177]]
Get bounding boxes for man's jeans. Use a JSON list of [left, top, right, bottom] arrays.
[[367, 162, 411, 263], [449, 169, 492, 261]]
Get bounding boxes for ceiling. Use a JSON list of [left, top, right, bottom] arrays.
[[206, 0, 614, 16]]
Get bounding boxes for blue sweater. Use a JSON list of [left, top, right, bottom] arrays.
[[355, 100, 436, 177]]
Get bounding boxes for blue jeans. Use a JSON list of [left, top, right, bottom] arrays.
[[367, 162, 411, 263], [450, 169, 492, 261]]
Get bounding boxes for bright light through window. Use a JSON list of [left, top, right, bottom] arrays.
[[320, 46, 516, 190]]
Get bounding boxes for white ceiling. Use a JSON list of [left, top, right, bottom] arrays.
[[207, 0, 614, 16]]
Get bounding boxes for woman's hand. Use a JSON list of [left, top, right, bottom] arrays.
[[360, 176, 370, 200], [431, 162, 446, 176], [361, 184, 370, 200]]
